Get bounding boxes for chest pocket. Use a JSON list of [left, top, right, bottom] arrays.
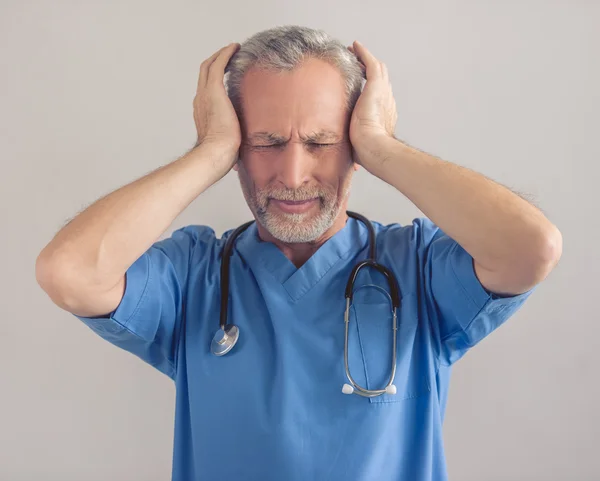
[[350, 291, 431, 404]]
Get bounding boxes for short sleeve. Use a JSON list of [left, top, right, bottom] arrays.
[[74, 225, 212, 379], [414, 218, 535, 366]]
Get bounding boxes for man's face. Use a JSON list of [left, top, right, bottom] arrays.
[[235, 57, 358, 244]]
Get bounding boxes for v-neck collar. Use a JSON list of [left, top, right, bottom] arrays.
[[235, 216, 369, 302]]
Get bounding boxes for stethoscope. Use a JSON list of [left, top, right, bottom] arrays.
[[210, 211, 401, 398]]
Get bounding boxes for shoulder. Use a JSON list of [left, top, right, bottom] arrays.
[[363, 217, 447, 292], [151, 224, 228, 265], [168, 224, 219, 244], [371, 217, 445, 250]]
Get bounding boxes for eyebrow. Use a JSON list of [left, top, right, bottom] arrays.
[[247, 130, 342, 144]]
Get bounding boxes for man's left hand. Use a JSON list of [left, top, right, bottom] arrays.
[[347, 41, 398, 166]]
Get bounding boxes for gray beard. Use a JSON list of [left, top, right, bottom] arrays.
[[237, 165, 353, 244], [256, 199, 342, 243]]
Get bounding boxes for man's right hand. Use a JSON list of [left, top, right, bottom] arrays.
[[193, 43, 242, 171]]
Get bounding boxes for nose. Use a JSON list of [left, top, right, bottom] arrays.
[[277, 142, 312, 190]]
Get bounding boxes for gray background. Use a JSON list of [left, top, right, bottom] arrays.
[[2, 1, 598, 479]]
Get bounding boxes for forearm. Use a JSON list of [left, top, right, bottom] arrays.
[[36, 142, 233, 293], [361, 137, 562, 278]]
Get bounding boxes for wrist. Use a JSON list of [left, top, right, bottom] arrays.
[[194, 138, 239, 158], [187, 141, 239, 180], [353, 134, 399, 168]]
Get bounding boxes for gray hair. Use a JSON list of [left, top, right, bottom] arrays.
[[225, 25, 365, 118]]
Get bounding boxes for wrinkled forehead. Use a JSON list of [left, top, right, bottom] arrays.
[[239, 58, 350, 137]]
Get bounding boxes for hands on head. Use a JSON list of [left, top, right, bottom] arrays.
[[193, 43, 242, 170], [192, 40, 397, 175]]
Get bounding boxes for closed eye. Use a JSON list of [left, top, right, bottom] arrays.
[[307, 143, 339, 149], [250, 142, 336, 150], [252, 144, 282, 149]]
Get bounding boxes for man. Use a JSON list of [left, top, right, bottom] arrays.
[[36, 25, 562, 481]]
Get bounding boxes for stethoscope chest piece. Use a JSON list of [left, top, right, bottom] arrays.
[[211, 324, 240, 356]]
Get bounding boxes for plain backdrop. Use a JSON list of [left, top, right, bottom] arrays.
[[1, 1, 598, 480]]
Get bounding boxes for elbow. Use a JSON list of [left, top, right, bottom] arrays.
[[36, 248, 91, 311], [524, 223, 563, 286], [36, 249, 57, 293], [36, 247, 125, 316], [539, 224, 562, 271], [475, 224, 562, 296], [35, 249, 73, 309]]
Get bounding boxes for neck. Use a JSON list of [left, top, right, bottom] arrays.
[[256, 210, 349, 268]]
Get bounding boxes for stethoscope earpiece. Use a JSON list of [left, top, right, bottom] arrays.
[[342, 383, 354, 395], [341, 383, 397, 396]]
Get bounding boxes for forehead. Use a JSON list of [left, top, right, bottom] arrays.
[[239, 57, 349, 136]]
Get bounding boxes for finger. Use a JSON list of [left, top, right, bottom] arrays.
[[347, 45, 362, 65], [381, 62, 389, 83], [207, 43, 240, 87], [347, 45, 367, 78], [198, 47, 226, 92], [352, 40, 383, 80], [198, 44, 232, 91]]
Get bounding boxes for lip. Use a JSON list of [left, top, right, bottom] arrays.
[[270, 198, 318, 214]]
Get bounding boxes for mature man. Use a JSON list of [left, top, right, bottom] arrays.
[[36, 25, 562, 481]]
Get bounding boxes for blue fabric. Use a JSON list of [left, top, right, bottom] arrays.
[[75, 216, 534, 480]]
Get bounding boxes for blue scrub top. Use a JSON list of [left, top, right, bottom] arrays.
[[75, 216, 533, 481]]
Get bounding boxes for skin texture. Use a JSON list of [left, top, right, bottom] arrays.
[[235, 57, 359, 266]]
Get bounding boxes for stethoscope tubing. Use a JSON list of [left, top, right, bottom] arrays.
[[212, 211, 402, 398]]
